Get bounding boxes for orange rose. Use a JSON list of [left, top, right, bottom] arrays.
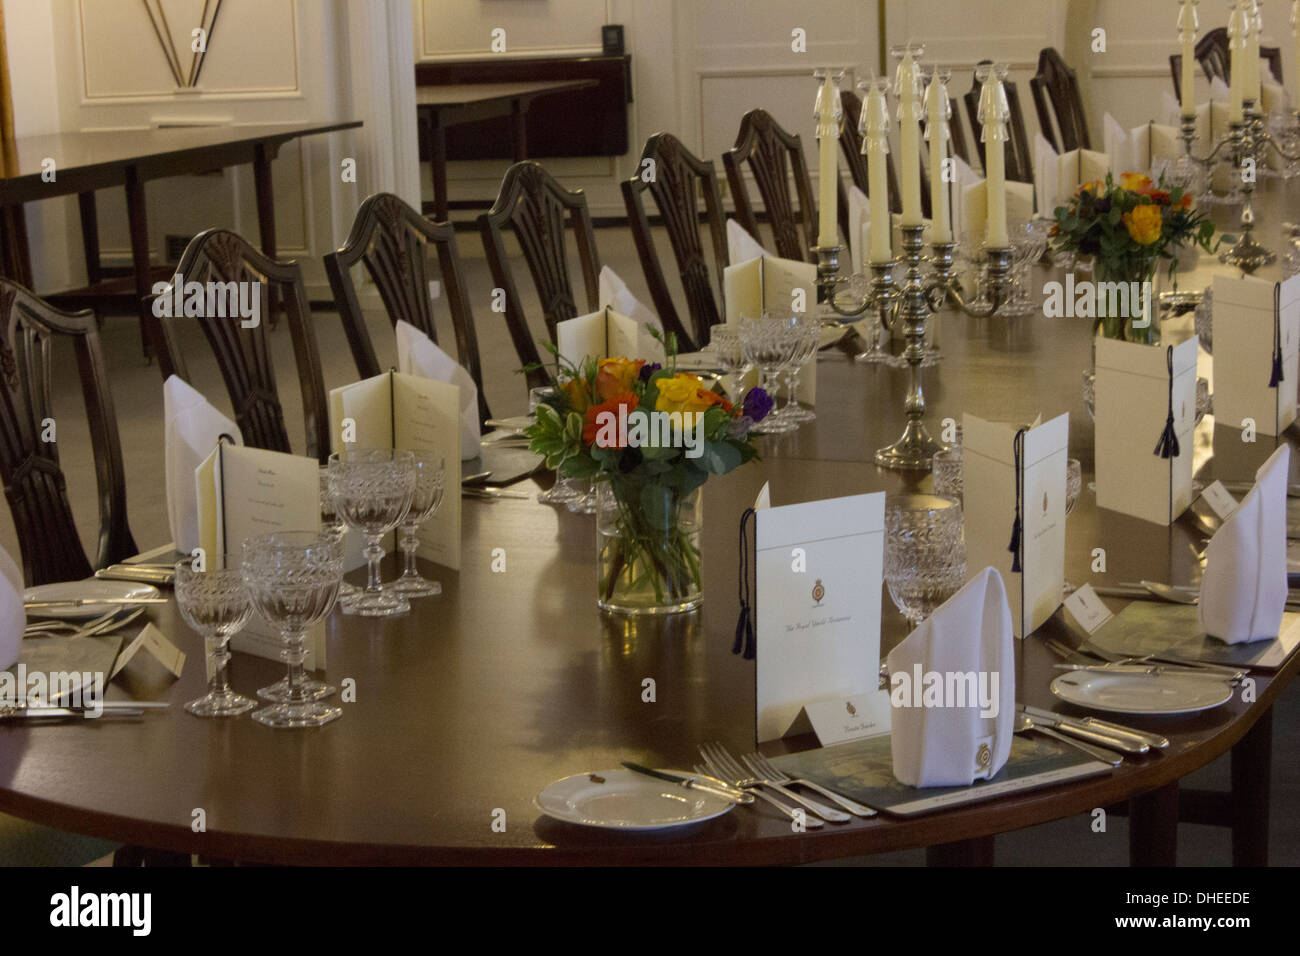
[[595, 357, 645, 401], [1120, 172, 1153, 194], [1180, 193, 1193, 210], [583, 392, 638, 446], [1147, 189, 1171, 205], [1122, 203, 1163, 245]]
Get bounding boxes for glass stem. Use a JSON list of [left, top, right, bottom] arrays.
[[206, 636, 230, 697], [401, 522, 419, 577], [284, 629, 308, 703], [364, 534, 384, 593]]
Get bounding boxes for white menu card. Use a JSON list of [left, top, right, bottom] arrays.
[[723, 254, 818, 404], [556, 306, 665, 367], [1212, 273, 1300, 437], [962, 413, 1068, 638], [329, 370, 462, 571], [754, 492, 889, 744], [1033, 133, 1110, 214], [1094, 336, 1198, 524], [195, 441, 326, 669]]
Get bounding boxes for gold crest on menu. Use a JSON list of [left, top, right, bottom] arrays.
[[976, 742, 992, 771], [812, 579, 825, 604], [846, 700, 856, 716]]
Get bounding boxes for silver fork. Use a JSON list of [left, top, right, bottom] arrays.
[[25, 609, 118, 637], [743, 752, 876, 818], [700, 742, 848, 823], [692, 764, 822, 829]]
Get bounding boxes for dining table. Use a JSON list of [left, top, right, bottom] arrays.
[[1, 177, 1298, 867]]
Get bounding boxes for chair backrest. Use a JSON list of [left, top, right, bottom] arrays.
[[621, 133, 727, 352], [477, 161, 601, 391], [964, 63, 1034, 183], [325, 193, 491, 425], [723, 109, 818, 262], [153, 229, 330, 463], [1030, 47, 1091, 152], [0, 281, 137, 585]]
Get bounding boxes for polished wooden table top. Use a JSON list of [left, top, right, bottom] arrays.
[[1, 182, 1297, 865]]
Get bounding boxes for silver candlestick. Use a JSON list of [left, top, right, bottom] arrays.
[[817, 229, 1013, 470]]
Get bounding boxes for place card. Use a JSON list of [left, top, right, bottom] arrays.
[[1199, 480, 1240, 522], [754, 491, 890, 743], [723, 252, 818, 404], [1063, 583, 1114, 635], [1212, 273, 1300, 437], [963, 413, 1069, 638], [556, 306, 664, 367], [1094, 335, 1198, 525], [329, 370, 462, 571], [195, 440, 327, 671], [111, 623, 184, 681]]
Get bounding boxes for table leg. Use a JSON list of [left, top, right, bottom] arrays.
[[511, 100, 528, 163], [252, 143, 281, 325], [1230, 707, 1272, 866], [77, 191, 102, 287], [926, 835, 994, 866], [429, 118, 448, 223], [1129, 780, 1178, 866], [123, 167, 157, 363]]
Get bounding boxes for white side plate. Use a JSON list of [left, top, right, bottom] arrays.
[[534, 769, 736, 830]]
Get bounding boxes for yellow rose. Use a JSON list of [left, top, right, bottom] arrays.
[[655, 372, 713, 414], [1122, 203, 1163, 246]]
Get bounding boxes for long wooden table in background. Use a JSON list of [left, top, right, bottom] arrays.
[[0, 181, 1296, 866], [0, 121, 361, 356]]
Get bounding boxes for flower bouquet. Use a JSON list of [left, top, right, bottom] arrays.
[[526, 344, 773, 614], [1051, 172, 1220, 343]]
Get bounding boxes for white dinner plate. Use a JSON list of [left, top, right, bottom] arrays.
[[23, 580, 161, 620], [534, 768, 736, 830], [1050, 671, 1234, 715]]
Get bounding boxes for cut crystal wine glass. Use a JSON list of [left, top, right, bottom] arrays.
[[329, 448, 416, 617], [175, 554, 256, 717], [884, 493, 967, 629], [392, 453, 446, 597]]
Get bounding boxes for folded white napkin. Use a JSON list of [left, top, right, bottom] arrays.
[[0, 543, 21, 669], [1200, 444, 1290, 643], [164, 375, 241, 554], [961, 179, 1034, 248], [394, 320, 480, 460], [597, 266, 660, 330], [886, 566, 1015, 788], [727, 219, 767, 266]]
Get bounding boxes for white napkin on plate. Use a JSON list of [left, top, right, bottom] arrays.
[[1200, 444, 1290, 643], [394, 320, 479, 460], [0, 543, 22, 668], [597, 266, 660, 331], [886, 566, 1015, 788], [164, 375, 241, 554], [727, 219, 767, 265]]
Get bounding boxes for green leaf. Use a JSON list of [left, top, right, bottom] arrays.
[[702, 440, 741, 474]]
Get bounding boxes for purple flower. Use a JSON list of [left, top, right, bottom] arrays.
[[638, 362, 662, 382], [743, 387, 773, 423], [1095, 197, 1111, 214]]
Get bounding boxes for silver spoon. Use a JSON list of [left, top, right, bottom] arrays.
[[1015, 713, 1123, 767]]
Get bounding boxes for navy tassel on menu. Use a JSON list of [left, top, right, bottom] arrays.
[[1270, 285, 1284, 388], [1008, 428, 1025, 574], [1154, 345, 1180, 460], [734, 508, 756, 659]]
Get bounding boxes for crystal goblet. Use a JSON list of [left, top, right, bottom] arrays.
[[392, 453, 447, 597], [740, 314, 797, 434], [884, 494, 967, 629], [242, 531, 344, 728], [175, 555, 256, 717], [329, 448, 416, 618]]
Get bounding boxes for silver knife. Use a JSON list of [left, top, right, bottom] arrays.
[[24, 597, 169, 610], [0, 706, 145, 719], [1023, 704, 1167, 750], [1016, 705, 1148, 754], [620, 762, 754, 805], [95, 565, 175, 585]]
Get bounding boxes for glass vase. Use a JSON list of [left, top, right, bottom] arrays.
[[596, 480, 703, 615], [1095, 262, 1158, 345]]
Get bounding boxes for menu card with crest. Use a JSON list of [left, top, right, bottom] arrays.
[[1213, 273, 1300, 438], [754, 491, 889, 744], [962, 413, 1068, 638], [556, 306, 664, 367]]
